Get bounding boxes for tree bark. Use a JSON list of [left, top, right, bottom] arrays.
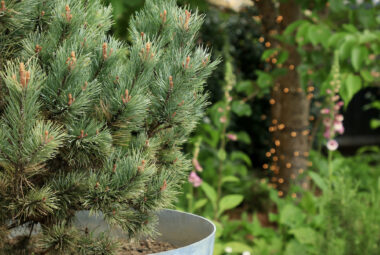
[[255, 0, 310, 194]]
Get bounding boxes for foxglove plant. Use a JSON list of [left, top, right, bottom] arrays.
[[0, 0, 217, 253], [320, 54, 345, 152]]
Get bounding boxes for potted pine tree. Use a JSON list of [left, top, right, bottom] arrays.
[[0, 0, 217, 254]]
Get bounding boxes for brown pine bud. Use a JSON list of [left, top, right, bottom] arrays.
[[161, 180, 167, 191], [65, 5, 72, 22], [25, 71, 30, 87], [178, 100, 184, 107], [68, 93, 73, 106], [41, 11, 45, 16], [169, 76, 173, 90], [172, 112, 177, 118], [1, 1, 5, 11], [160, 10, 167, 23], [35, 44, 42, 53], [82, 81, 88, 91], [185, 56, 190, 69], [184, 10, 191, 30], [95, 182, 100, 188], [122, 89, 131, 104], [140, 32, 145, 40], [19, 62, 26, 87], [113, 164, 117, 173], [102, 43, 108, 60]]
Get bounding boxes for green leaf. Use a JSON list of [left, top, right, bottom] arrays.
[[261, 49, 277, 61], [237, 131, 251, 144], [256, 71, 273, 89], [201, 182, 217, 210], [284, 240, 309, 255], [339, 36, 356, 60], [328, 32, 346, 48], [307, 25, 320, 46], [223, 242, 253, 253], [218, 195, 243, 217], [230, 151, 252, 166], [359, 30, 379, 44], [341, 74, 362, 106], [308, 171, 327, 191], [351, 46, 368, 72], [217, 149, 226, 161], [361, 70, 374, 83], [343, 24, 358, 33], [231, 101, 252, 117], [370, 119, 380, 129], [193, 198, 208, 211], [277, 50, 289, 65], [279, 204, 305, 227], [284, 20, 307, 36], [222, 176, 240, 184], [290, 227, 318, 245], [236, 80, 254, 95]]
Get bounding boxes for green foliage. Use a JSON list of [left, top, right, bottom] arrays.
[[0, 0, 217, 253]]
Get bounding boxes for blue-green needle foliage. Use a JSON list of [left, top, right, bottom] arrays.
[[0, 0, 218, 253]]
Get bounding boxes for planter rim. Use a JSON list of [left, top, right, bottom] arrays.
[[151, 208, 216, 255]]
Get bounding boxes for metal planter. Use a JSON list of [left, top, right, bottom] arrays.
[[75, 209, 216, 255]]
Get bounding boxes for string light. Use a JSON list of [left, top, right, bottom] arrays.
[[298, 168, 304, 174], [276, 15, 283, 23], [275, 140, 281, 146], [291, 131, 297, 137], [294, 151, 300, 157], [263, 164, 269, 169], [286, 163, 292, 168], [278, 178, 284, 184], [265, 41, 271, 48], [291, 193, 297, 198], [259, 37, 265, 43], [269, 98, 276, 105], [278, 190, 284, 197], [278, 124, 285, 130], [289, 64, 295, 70], [283, 88, 289, 93], [270, 148, 276, 154], [272, 119, 278, 125]]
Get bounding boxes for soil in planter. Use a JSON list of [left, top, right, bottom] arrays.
[[118, 239, 177, 254]]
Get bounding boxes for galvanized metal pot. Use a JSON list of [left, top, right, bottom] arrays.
[[75, 209, 216, 255]]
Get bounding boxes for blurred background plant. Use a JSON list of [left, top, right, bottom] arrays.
[[101, 0, 379, 254]]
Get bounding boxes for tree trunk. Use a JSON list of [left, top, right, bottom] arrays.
[[255, 0, 310, 194]]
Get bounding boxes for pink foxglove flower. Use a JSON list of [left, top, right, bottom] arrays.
[[192, 158, 203, 172], [327, 139, 339, 151], [321, 108, 330, 114], [335, 114, 344, 122], [219, 116, 227, 123], [323, 129, 331, 139], [226, 133, 238, 141], [189, 171, 202, 187], [334, 121, 344, 134]]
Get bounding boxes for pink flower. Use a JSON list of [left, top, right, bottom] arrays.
[[218, 107, 224, 113], [321, 108, 330, 114], [189, 171, 202, 187], [323, 117, 331, 127], [192, 158, 203, 172], [326, 139, 339, 151], [220, 116, 227, 123], [323, 128, 331, 139], [227, 133, 238, 141], [335, 114, 344, 122], [334, 121, 344, 134], [335, 124, 344, 135], [326, 89, 332, 94], [332, 95, 340, 101]]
